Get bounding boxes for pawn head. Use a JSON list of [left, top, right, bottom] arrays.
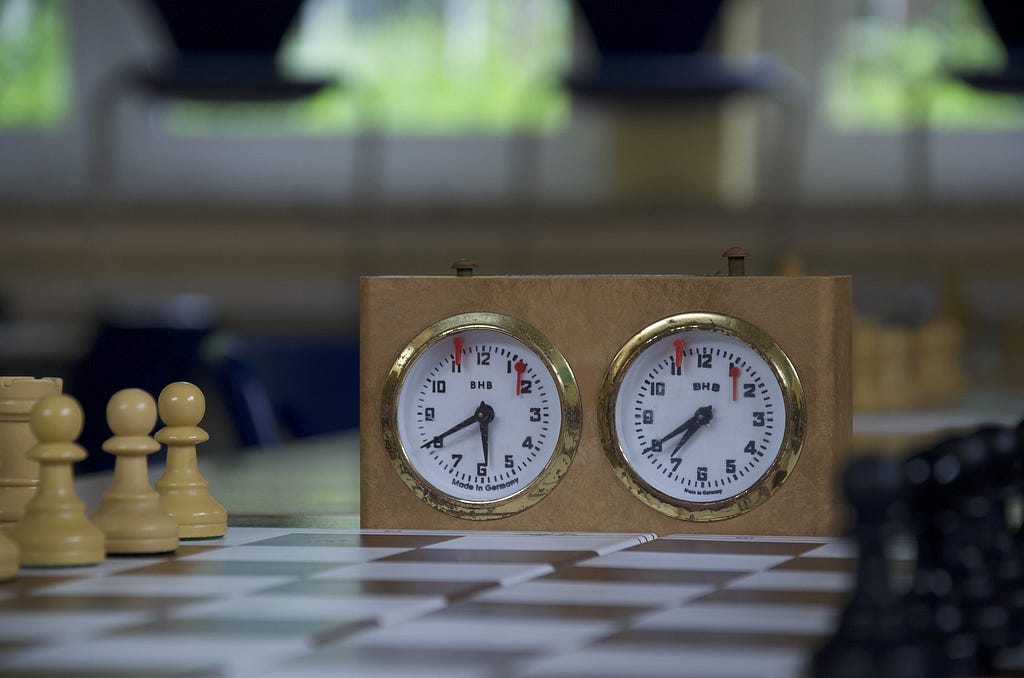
[[107, 388, 157, 436], [30, 394, 84, 443], [158, 381, 205, 427]]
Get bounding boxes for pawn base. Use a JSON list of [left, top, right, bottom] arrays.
[[10, 514, 105, 568], [92, 495, 180, 556], [17, 542, 104, 568], [158, 491, 227, 540], [178, 521, 227, 539], [105, 535, 179, 555]]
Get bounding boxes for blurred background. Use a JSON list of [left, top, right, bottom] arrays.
[[1, 0, 1022, 464]]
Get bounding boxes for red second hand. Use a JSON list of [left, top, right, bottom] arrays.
[[453, 337, 463, 367], [673, 339, 684, 372], [514, 361, 526, 396], [730, 364, 741, 401]]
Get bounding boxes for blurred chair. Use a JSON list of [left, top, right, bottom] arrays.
[[567, 0, 791, 102], [954, 0, 1024, 93], [136, 0, 327, 102], [89, 0, 333, 196], [905, 0, 1024, 202], [561, 0, 805, 207], [67, 295, 217, 473], [202, 333, 359, 449]]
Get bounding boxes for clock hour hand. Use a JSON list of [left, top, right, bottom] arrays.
[[669, 405, 713, 457], [421, 401, 492, 449], [650, 405, 713, 454]]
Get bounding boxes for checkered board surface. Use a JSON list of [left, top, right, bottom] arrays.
[[2, 528, 1017, 678]]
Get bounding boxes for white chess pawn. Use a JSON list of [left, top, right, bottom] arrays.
[[154, 382, 226, 539], [92, 389, 179, 554], [9, 395, 105, 567]]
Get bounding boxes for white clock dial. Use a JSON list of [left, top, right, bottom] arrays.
[[383, 313, 581, 519], [600, 313, 805, 521]]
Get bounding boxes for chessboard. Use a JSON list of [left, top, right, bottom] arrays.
[[2, 383, 1023, 677], [0, 526, 1011, 678]]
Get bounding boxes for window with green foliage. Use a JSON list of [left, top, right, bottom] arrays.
[[824, 0, 1024, 131], [0, 0, 70, 130], [169, 0, 572, 137]]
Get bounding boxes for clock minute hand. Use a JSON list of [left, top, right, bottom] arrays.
[[477, 402, 494, 468], [670, 405, 714, 457], [479, 417, 490, 468], [421, 401, 490, 449]]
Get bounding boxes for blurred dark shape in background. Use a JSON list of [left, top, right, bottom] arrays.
[[956, 0, 1024, 93], [140, 0, 329, 101], [567, 0, 791, 101], [203, 333, 359, 449], [575, 0, 722, 55]]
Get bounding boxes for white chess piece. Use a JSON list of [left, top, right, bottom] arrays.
[[9, 395, 105, 566], [155, 383, 226, 538], [92, 388, 179, 554], [0, 513, 17, 579]]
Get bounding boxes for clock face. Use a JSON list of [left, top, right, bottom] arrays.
[[382, 313, 581, 519], [600, 313, 805, 521]]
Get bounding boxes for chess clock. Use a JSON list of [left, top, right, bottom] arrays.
[[598, 312, 805, 522], [361, 253, 851, 536], [380, 312, 582, 519]]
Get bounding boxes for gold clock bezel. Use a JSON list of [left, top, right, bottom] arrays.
[[381, 312, 582, 520], [598, 312, 806, 522]]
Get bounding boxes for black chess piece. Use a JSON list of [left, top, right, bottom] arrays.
[[964, 426, 1024, 646], [813, 455, 946, 678], [1016, 418, 1024, 557], [947, 430, 1021, 664], [902, 442, 982, 676]]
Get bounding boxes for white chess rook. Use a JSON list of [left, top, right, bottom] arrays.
[[0, 376, 63, 528]]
